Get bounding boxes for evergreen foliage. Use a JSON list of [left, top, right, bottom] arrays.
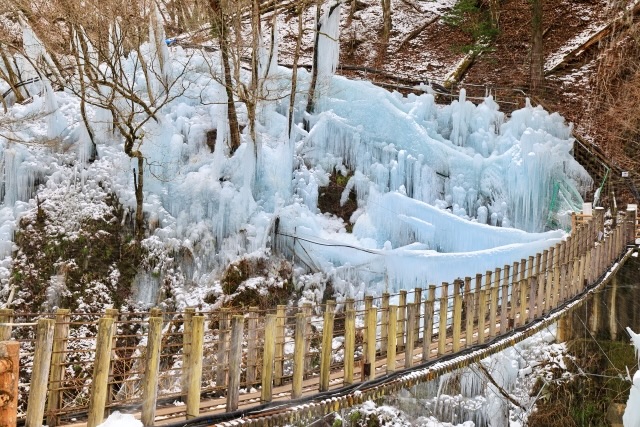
[[443, 0, 499, 53]]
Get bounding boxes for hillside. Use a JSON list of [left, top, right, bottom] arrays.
[[0, 0, 615, 315], [1, 1, 639, 427]]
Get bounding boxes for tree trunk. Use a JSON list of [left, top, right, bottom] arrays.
[[381, 0, 392, 42], [489, 0, 500, 29], [0, 49, 25, 105], [530, 0, 544, 95], [288, 2, 305, 138], [248, 0, 261, 147], [209, 0, 241, 153], [134, 155, 145, 240], [304, 3, 323, 129]]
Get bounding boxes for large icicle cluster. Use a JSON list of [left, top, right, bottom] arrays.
[[0, 12, 591, 305]]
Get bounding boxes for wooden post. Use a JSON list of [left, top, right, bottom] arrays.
[[608, 229, 614, 264], [227, 315, 244, 412], [0, 341, 18, 427], [477, 289, 488, 344], [186, 315, 204, 419], [86, 317, 114, 427], [463, 277, 472, 325], [627, 206, 638, 245], [344, 303, 355, 385], [559, 264, 567, 303], [588, 247, 595, 285], [546, 246, 555, 311], [292, 313, 306, 399], [528, 276, 536, 322], [578, 251, 591, 292], [519, 279, 527, 324], [489, 269, 498, 337], [387, 305, 397, 373], [414, 287, 422, 340], [217, 308, 230, 389], [47, 309, 70, 427], [591, 245, 600, 283], [465, 284, 474, 348], [609, 274, 618, 341], [594, 207, 605, 234], [303, 303, 312, 377], [363, 295, 373, 372], [598, 232, 609, 275], [366, 306, 377, 380], [511, 279, 521, 328], [571, 234, 578, 263], [104, 308, 118, 409], [261, 314, 276, 403], [595, 238, 601, 285], [563, 238, 571, 265], [380, 293, 390, 356], [557, 242, 565, 273], [0, 309, 13, 341], [474, 273, 483, 322], [557, 314, 572, 342], [452, 281, 462, 352], [362, 296, 373, 382], [552, 263, 560, 309], [589, 291, 601, 335], [25, 319, 55, 427], [319, 301, 335, 392], [142, 316, 163, 426], [274, 305, 286, 386], [422, 286, 435, 361], [573, 258, 580, 296], [247, 307, 259, 386], [500, 265, 510, 335], [397, 291, 407, 351], [537, 251, 548, 316], [405, 303, 416, 368], [181, 308, 195, 402], [438, 283, 448, 356], [512, 261, 521, 326]]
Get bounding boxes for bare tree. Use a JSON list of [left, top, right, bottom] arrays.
[[288, 0, 307, 138], [208, 0, 242, 154], [6, 0, 194, 239]]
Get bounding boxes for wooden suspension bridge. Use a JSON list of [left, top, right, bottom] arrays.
[[0, 206, 633, 427]]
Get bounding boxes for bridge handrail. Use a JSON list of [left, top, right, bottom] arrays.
[[4, 205, 638, 426]]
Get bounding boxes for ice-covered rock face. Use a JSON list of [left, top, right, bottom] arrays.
[[305, 83, 591, 234], [282, 82, 589, 294], [0, 15, 589, 301]]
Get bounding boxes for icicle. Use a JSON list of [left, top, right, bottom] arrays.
[[43, 79, 66, 139], [315, 2, 342, 98]]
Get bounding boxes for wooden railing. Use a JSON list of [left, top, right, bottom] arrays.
[[2, 205, 638, 427]]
